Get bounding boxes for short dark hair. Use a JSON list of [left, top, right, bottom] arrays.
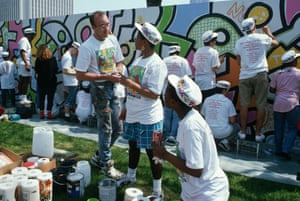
[[89, 11, 106, 26]]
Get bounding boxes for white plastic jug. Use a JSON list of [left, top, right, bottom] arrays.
[[32, 127, 54, 158]]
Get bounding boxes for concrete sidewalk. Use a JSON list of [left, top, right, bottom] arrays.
[[17, 114, 300, 187]]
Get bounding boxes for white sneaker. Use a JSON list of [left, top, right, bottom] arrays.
[[116, 175, 136, 187], [218, 139, 231, 151], [164, 136, 177, 146], [255, 134, 265, 142], [238, 131, 246, 140]]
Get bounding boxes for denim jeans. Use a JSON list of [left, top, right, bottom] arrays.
[[163, 107, 179, 138], [274, 106, 300, 153], [90, 81, 122, 164], [64, 86, 78, 106]]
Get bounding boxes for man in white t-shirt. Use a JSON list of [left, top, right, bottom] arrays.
[[192, 30, 224, 103], [75, 11, 124, 179], [17, 28, 36, 104], [163, 43, 192, 146], [234, 17, 279, 142], [201, 80, 240, 151], [62, 41, 80, 120], [153, 75, 229, 201]]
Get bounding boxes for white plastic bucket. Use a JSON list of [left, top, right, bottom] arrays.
[[98, 178, 116, 201]]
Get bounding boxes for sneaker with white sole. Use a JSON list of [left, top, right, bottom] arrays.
[[218, 139, 231, 152], [147, 191, 164, 201], [238, 131, 246, 140], [164, 136, 177, 146], [255, 134, 265, 142], [116, 175, 136, 187], [90, 157, 124, 180]]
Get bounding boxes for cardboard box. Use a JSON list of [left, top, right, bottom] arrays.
[[21, 153, 56, 172], [0, 147, 22, 175]]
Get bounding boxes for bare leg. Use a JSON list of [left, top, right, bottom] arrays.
[[239, 106, 248, 134], [255, 108, 265, 135]]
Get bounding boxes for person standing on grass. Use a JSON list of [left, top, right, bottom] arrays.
[[0, 51, 18, 108], [119, 22, 167, 200], [75, 11, 124, 179], [201, 80, 240, 152], [62, 41, 80, 120], [234, 17, 279, 142], [17, 28, 36, 104], [153, 74, 229, 201], [269, 50, 300, 160], [163, 43, 192, 146]]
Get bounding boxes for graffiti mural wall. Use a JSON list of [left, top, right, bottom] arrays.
[[0, 0, 299, 133]]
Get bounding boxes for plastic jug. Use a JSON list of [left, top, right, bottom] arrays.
[[32, 127, 54, 158]]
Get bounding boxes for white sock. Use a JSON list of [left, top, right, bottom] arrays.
[[127, 167, 136, 178], [153, 178, 162, 195]]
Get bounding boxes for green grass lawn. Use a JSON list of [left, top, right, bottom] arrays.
[[1, 121, 299, 201]]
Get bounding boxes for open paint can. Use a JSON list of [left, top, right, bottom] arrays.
[[66, 172, 84, 198], [98, 178, 116, 201]]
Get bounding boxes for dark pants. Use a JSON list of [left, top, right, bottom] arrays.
[[1, 88, 16, 107]]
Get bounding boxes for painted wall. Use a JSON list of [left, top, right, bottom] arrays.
[[1, 0, 299, 133]]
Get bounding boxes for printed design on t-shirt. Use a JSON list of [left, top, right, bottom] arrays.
[[95, 47, 116, 74], [127, 65, 145, 99]]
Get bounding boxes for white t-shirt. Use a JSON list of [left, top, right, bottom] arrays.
[[17, 36, 32, 76], [192, 46, 220, 90], [163, 55, 192, 77], [0, 60, 18, 89], [234, 33, 272, 80], [62, 50, 78, 86], [75, 90, 92, 123], [176, 109, 229, 201], [201, 94, 237, 139], [75, 34, 124, 77], [125, 53, 167, 124]]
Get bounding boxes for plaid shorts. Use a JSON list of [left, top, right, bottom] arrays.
[[123, 121, 163, 149]]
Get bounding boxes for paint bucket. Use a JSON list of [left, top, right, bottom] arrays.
[[124, 188, 143, 201], [66, 172, 84, 198], [32, 126, 54, 158], [0, 181, 16, 201], [37, 172, 53, 201], [21, 179, 40, 201], [98, 178, 117, 201], [75, 160, 91, 187]]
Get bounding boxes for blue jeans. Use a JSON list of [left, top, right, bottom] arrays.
[[163, 107, 179, 138], [64, 86, 78, 106], [90, 81, 122, 164], [274, 106, 300, 153]]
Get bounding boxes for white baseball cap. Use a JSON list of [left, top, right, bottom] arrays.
[[281, 50, 300, 63], [242, 18, 256, 32], [72, 41, 80, 49], [135, 22, 162, 45], [168, 75, 202, 107], [202, 30, 218, 43], [169, 45, 181, 54], [216, 80, 231, 90], [1, 51, 9, 57], [24, 28, 36, 35]]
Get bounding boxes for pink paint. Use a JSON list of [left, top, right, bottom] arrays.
[[286, 0, 300, 25]]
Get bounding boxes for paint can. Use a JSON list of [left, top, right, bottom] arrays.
[[66, 172, 84, 198], [21, 179, 40, 201], [98, 178, 117, 201], [37, 172, 53, 201]]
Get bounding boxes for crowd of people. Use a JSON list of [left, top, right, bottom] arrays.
[[0, 12, 299, 200]]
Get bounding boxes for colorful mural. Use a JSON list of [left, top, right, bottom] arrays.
[[0, 0, 299, 134]]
